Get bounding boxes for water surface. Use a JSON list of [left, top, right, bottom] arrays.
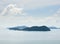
[[0, 28, 60, 44]]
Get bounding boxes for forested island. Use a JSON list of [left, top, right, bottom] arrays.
[[8, 26, 50, 31]]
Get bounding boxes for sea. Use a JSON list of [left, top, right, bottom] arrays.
[[0, 27, 60, 44]]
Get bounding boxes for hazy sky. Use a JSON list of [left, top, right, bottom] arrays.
[[0, 0, 60, 27]]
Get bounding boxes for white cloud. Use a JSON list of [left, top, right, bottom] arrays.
[[1, 4, 25, 16]]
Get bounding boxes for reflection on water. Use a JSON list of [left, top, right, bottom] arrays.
[[0, 28, 60, 44]]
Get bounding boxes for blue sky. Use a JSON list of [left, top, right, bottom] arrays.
[[0, 0, 60, 27], [25, 5, 60, 17]]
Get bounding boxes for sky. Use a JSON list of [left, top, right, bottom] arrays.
[[0, 0, 60, 27]]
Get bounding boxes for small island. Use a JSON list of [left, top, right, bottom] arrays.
[[49, 27, 60, 29], [8, 26, 50, 31]]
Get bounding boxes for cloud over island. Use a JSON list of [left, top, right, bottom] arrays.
[[0, 0, 60, 27]]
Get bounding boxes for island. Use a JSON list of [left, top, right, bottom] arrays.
[[8, 26, 50, 31]]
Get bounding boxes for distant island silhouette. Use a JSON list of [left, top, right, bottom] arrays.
[[49, 27, 60, 29], [8, 26, 50, 31]]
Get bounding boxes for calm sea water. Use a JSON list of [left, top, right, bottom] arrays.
[[0, 27, 60, 44]]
